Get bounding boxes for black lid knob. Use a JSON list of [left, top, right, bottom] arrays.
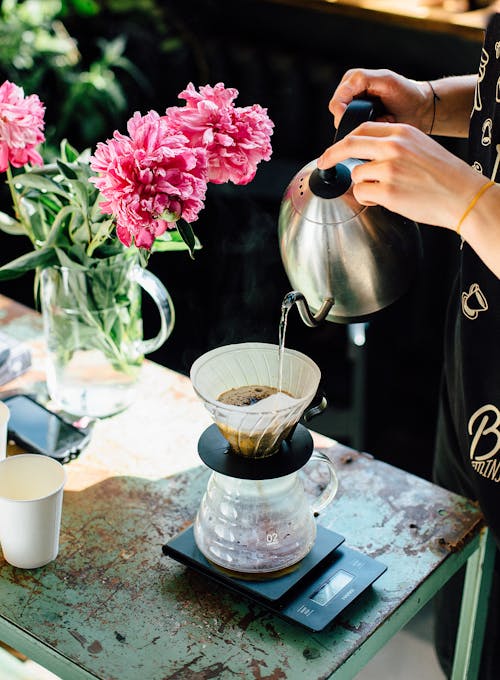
[[308, 163, 351, 199], [308, 98, 384, 200]]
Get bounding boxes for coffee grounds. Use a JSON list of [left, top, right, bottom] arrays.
[[217, 385, 278, 406]]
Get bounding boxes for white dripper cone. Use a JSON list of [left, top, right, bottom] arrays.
[[190, 342, 321, 458]]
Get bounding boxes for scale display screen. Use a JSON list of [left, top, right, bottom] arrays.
[[310, 569, 354, 606]]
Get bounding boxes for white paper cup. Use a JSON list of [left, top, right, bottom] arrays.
[[0, 454, 66, 569], [0, 402, 10, 461]]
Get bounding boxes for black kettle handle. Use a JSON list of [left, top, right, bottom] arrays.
[[309, 97, 384, 197], [333, 98, 384, 144]]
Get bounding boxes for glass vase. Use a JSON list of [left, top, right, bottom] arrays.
[[40, 254, 174, 418]]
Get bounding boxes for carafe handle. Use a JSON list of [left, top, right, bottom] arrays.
[[303, 450, 338, 516], [130, 265, 175, 355]]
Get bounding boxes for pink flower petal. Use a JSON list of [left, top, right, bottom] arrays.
[[90, 83, 273, 250], [90, 111, 208, 251], [164, 82, 273, 186], [0, 80, 45, 170]]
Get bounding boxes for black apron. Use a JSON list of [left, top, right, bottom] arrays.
[[433, 12, 500, 679]]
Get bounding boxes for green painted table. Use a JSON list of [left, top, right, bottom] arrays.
[[0, 294, 494, 680]]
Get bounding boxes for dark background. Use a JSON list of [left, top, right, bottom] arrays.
[[0, 0, 484, 480]]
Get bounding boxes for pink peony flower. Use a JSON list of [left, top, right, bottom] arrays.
[[90, 110, 208, 250], [165, 82, 273, 185], [0, 80, 45, 172]]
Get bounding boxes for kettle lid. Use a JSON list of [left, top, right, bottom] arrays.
[[308, 98, 382, 200]]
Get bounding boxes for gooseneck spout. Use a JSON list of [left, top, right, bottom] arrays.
[[283, 291, 335, 328]]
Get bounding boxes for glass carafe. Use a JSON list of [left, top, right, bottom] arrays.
[[193, 450, 338, 576]]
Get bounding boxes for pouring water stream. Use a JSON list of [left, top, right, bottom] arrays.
[[278, 291, 335, 393]]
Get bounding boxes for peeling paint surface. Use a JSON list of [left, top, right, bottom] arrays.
[[0, 295, 485, 679]]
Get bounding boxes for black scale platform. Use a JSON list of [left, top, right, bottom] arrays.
[[163, 524, 386, 632]]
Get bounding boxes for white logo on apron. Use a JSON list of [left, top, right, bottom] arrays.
[[462, 283, 488, 320], [474, 48, 489, 113], [482, 118, 493, 146], [469, 405, 500, 481]]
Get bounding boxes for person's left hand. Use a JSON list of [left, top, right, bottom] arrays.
[[317, 121, 486, 230]]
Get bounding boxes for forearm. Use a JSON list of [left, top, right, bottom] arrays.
[[424, 75, 477, 138]]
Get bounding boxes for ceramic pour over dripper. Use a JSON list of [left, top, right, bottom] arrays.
[[190, 342, 321, 458]]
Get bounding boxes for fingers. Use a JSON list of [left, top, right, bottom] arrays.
[[351, 159, 393, 184], [317, 121, 398, 169], [329, 78, 365, 128], [329, 69, 398, 127], [317, 138, 375, 170], [351, 162, 402, 208], [352, 182, 382, 207]]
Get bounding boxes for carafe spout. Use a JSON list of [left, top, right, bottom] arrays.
[[283, 291, 335, 328]]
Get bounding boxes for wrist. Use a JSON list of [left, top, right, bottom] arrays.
[[417, 80, 437, 134], [458, 181, 500, 278], [419, 75, 476, 138], [437, 166, 488, 234], [426, 81, 440, 135], [458, 180, 498, 237]]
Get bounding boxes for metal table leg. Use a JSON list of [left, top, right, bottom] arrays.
[[451, 527, 496, 680]]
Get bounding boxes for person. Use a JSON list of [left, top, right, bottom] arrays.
[[317, 9, 499, 679]]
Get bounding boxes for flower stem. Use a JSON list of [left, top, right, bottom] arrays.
[[6, 165, 34, 243]]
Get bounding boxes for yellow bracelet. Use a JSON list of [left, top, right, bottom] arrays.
[[456, 180, 495, 236]]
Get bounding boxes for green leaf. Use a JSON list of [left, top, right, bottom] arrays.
[[37, 193, 63, 214], [152, 232, 202, 253], [56, 160, 79, 180], [76, 150, 93, 166], [60, 139, 79, 164], [90, 198, 106, 222], [160, 230, 185, 243], [12, 173, 68, 198], [54, 247, 88, 269], [45, 206, 77, 246], [0, 211, 25, 235], [151, 239, 190, 253], [87, 218, 114, 256], [0, 248, 58, 280], [29, 208, 47, 243], [68, 211, 87, 245], [70, 180, 91, 209], [94, 243, 128, 259], [175, 220, 197, 260]]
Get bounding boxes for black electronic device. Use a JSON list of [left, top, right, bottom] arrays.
[[163, 525, 387, 632], [2, 394, 91, 463]]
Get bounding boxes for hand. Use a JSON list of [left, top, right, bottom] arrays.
[[317, 121, 486, 230], [329, 68, 433, 133]]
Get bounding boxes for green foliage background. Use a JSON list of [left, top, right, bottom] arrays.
[[0, 0, 191, 155], [0, 0, 200, 297]]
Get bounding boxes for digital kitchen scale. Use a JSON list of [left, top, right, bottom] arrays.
[[162, 525, 387, 632]]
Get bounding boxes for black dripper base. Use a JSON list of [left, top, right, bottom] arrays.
[[197, 423, 314, 480]]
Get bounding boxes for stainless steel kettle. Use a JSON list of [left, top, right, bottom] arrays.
[[278, 99, 423, 325]]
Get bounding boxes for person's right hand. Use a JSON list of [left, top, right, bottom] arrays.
[[330, 68, 433, 133]]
